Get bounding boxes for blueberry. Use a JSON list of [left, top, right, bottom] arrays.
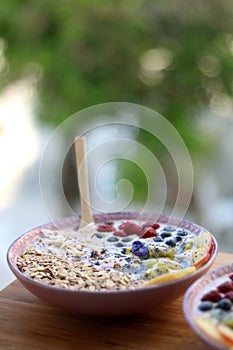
[[132, 240, 149, 258], [161, 232, 171, 239], [163, 226, 174, 232], [153, 237, 163, 242], [93, 232, 104, 239], [217, 298, 232, 311], [176, 229, 188, 236], [121, 236, 133, 242], [175, 235, 183, 242], [132, 241, 143, 252], [198, 301, 214, 311], [107, 236, 119, 242], [114, 242, 124, 247], [165, 239, 176, 247], [133, 246, 149, 259]]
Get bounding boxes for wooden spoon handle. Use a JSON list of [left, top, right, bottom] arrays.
[[74, 136, 94, 228]]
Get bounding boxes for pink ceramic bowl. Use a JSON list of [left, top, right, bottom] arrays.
[[7, 212, 218, 317]]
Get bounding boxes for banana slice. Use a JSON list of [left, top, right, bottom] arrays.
[[143, 266, 196, 287]]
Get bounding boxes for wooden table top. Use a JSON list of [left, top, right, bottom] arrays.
[[1, 252, 233, 350]]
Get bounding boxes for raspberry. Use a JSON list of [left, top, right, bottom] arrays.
[[152, 223, 160, 230], [114, 230, 126, 237], [224, 291, 233, 302], [97, 224, 115, 232], [229, 274, 233, 281], [141, 222, 160, 230], [140, 227, 157, 239], [118, 222, 142, 236], [201, 290, 222, 302], [217, 281, 233, 293]]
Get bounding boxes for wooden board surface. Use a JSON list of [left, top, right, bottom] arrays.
[[1, 252, 233, 350]]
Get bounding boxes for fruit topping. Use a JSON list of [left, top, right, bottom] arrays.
[[175, 235, 182, 242], [140, 227, 157, 239], [118, 221, 142, 236], [132, 240, 143, 251], [216, 298, 233, 311], [153, 237, 163, 243], [198, 301, 214, 311], [114, 230, 126, 237], [114, 242, 124, 248], [224, 291, 233, 302], [158, 258, 183, 270], [176, 229, 188, 236], [97, 224, 115, 232], [133, 246, 149, 259], [107, 236, 119, 242], [141, 222, 160, 230], [201, 290, 222, 302], [217, 323, 233, 345], [121, 236, 133, 242], [132, 240, 149, 258], [146, 264, 169, 279], [160, 231, 172, 239], [195, 231, 212, 252], [163, 226, 174, 232], [217, 281, 233, 293], [184, 241, 193, 250], [143, 266, 196, 286], [165, 239, 176, 247], [191, 247, 210, 267], [152, 223, 160, 230], [92, 232, 104, 239], [196, 317, 223, 342], [148, 244, 176, 259]]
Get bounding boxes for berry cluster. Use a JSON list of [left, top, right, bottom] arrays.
[[97, 221, 160, 239], [199, 276, 233, 312]]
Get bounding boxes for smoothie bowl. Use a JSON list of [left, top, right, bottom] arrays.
[[7, 212, 217, 316]]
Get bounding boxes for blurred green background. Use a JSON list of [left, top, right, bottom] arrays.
[[1, 1, 233, 126], [1, 0, 233, 288]]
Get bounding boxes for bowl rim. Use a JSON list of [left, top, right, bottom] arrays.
[[7, 211, 218, 295]]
